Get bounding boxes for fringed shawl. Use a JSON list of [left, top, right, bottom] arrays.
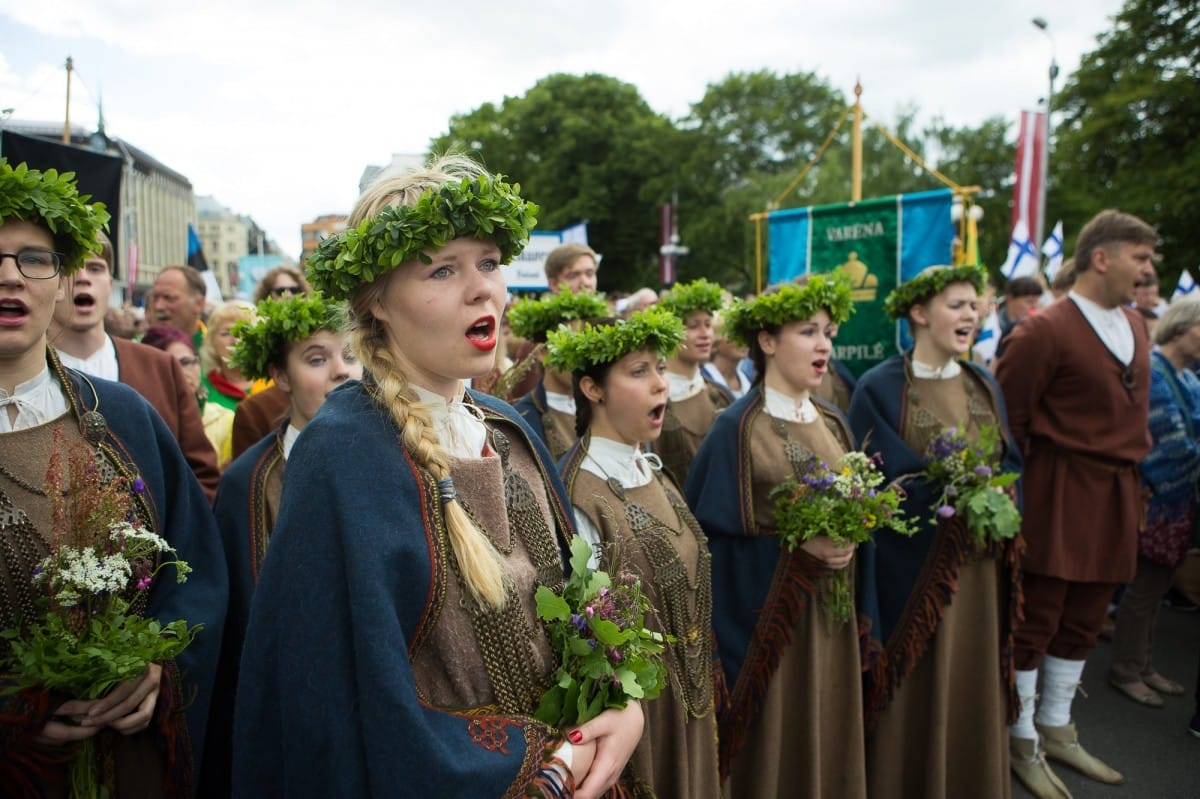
[[847, 355, 1025, 731]]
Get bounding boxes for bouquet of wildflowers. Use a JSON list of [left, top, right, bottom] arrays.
[[0, 431, 199, 798], [533, 536, 669, 727], [771, 450, 917, 626], [923, 424, 1021, 545]]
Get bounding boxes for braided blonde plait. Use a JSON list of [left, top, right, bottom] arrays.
[[349, 309, 508, 611]]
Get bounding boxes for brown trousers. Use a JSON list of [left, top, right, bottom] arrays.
[[1015, 573, 1118, 670]]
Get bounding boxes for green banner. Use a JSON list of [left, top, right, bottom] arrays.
[[808, 199, 898, 377]]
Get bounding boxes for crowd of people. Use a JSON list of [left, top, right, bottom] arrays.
[[0, 153, 1197, 799]]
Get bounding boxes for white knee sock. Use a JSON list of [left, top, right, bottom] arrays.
[[1010, 668, 1039, 740], [1036, 655, 1085, 727]]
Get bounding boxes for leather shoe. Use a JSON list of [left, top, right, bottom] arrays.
[[1143, 671, 1186, 696], [1036, 722, 1125, 785], [1010, 736, 1073, 799], [1109, 677, 1165, 708]]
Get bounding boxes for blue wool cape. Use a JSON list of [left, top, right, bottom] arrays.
[[847, 355, 1023, 725], [513, 378, 555, 445], [0, 358, 227, 796], [232, 381, 578, 798]]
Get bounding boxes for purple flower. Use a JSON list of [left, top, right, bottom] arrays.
[[571, 613, 586, 631], [973, 465, 993, 478], [585, 606, 595, 618], [133, 476, 146, 494], [136, 576, 153, 591], [936, 505, 956, 519]]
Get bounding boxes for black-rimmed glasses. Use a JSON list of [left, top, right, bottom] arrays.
[[0, 249, 64, 279]]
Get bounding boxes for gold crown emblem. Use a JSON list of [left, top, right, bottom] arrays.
[[836, 252, 878, 301]]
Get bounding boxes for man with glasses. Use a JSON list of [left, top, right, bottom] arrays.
[[49, 232, 221, 501]]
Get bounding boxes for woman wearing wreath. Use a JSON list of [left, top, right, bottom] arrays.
[[232, 154, 642, 798], [847, 264, 1023, 799], [200, 292, 360, 796], [684, 275, 867, 799], [0, 160, 227, 797], [654, 279, 733, 487], [550, 308, 721, 799], [509, 288, 610, 460]]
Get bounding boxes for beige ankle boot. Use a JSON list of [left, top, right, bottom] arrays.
[[1010, 736, 1073, 799], [1036, 721, 1124, 785]]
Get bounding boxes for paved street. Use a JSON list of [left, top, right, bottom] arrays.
[[1013, 604, 1200, 799]]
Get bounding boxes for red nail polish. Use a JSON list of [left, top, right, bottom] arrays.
[[568, 730, 583, 744]]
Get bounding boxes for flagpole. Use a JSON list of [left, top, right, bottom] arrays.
[[62, 56, 73, 144], [851, 80, 863, 202], [1032, 18, 1058, 249]]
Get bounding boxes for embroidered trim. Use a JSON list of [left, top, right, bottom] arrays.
[[468, 717, 514, 755]]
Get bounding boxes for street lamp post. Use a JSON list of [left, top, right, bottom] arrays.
[[1032, 17, 1059, 249]]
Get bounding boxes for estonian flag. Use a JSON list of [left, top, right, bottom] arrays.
[[187, 223, 209, 271]]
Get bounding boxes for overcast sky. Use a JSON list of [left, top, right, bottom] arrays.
[[1, 0, 1126, 259]]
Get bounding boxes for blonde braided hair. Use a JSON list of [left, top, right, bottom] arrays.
[[344, 154, 508, 610]]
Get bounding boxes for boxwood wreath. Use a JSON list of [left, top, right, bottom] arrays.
[[883, 263, 987, 320], [545, 307, 685, 374], [507, 288, 610, 344], [0, 160, 110, 272], [657, 278, 725, 320], [724, 272, 855, 347], [229, 293, 344, 381], [305, 173, 538, 301]]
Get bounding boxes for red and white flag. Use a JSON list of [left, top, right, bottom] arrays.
[[1011, 110, 1047, 247]]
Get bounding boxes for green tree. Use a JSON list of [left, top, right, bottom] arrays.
[[430, 73, 678, 293], [1052, 0, 1200, 289], [666, 70, 847, 291], [925, 115, 1017, 272]]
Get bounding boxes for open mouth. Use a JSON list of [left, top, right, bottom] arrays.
[[466, 316, 497, 351], [812, 358, 828, 372], [648, 403, 666, 424], [74, 294, 97, 309], [0, 299, 29, 319], [954, 326, 974, 339]]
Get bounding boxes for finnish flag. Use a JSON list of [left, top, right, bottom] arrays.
[[1001, 220, 1040, 280], [1042, 221, 1064, 282], [1173, 268, 1197, 301]]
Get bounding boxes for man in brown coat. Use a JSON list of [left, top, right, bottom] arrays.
[[995, 210, 1157, 797], [49, 232, 221, 502]]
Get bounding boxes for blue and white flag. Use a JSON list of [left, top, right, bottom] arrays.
[[1173, 268, 1197, 301], [1001, 219, 1039, 280], [559, 220, 589, 245], [1041, 220, 1064, 281]]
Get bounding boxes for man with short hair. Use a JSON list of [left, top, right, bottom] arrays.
[[1132, 271, 1169, 315], [543, 242, 656, 313], [995, 276, 1045, 358], [543, 243, 599, 295], [50, 234, 221, 501], [995, 209, 1158, 797], [149, 264, 207, 349]]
